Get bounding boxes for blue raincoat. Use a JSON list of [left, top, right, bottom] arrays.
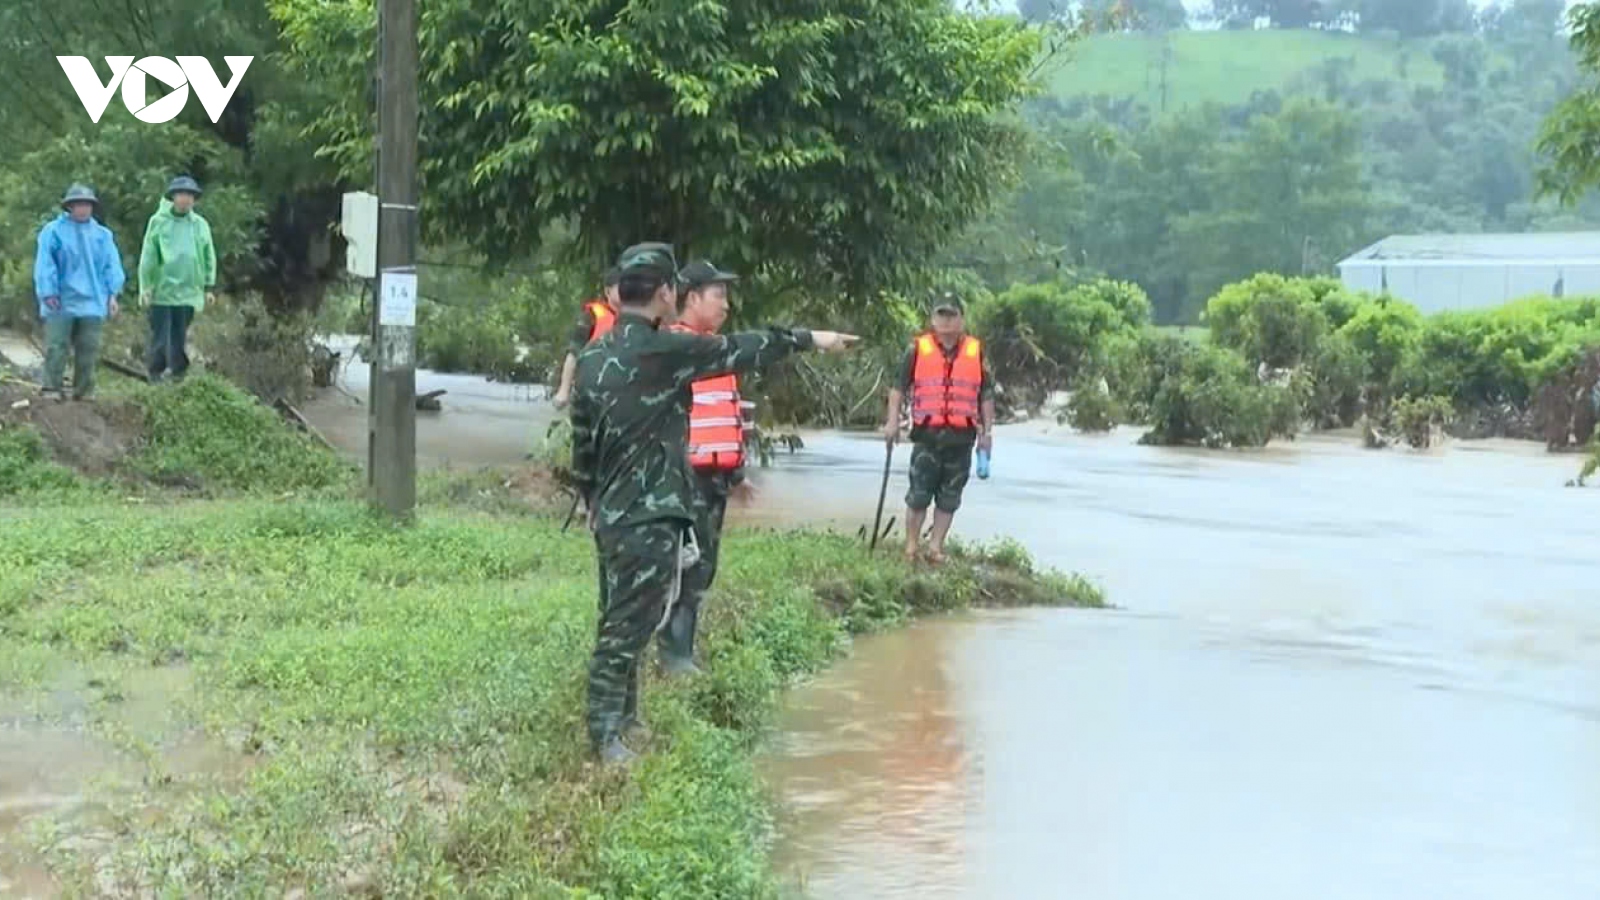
[[33, 213, 126, 319]]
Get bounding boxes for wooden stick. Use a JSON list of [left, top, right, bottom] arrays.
[[99, 357, 150, 382], [275, 398, 337, 451]]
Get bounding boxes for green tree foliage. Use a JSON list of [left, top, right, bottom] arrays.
[[974, 19, 1594, 323], [1173, 100, 1370, 304], [270, 0, 1042, 302], [1337, 0, 1476, 36], [1164, 274, 1600, 448], [970, 277, 1150, 412], [0, 0, 349, 318], [1539, 3, 1600, 204], [1298, 332, 1368, 428], [1082, 0, 1188, 30], [997, 97, 1372, 322], [1121, 335, 1300, 448], [1338, 297, 1425, 391], [1211, 0, 1328, 28], [1204, 274, 1332, 369]]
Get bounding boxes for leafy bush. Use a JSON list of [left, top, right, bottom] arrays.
[[1336, 297, 1426, 393], [1203, 273, 1333, 368], [1578, 444, 1600, 486], [972, 277, 1150, 413], [131, 374, 353, 492], [1388, 394, 1453, 449], [1192, 276, 1600, 444], [1063, 372, 1118, 432], [415, 297, 526, 379], [190, 295, 318, 403], [1298, 331, 1367, 428], [0, 425, 85, 495], [1135, 337, 1299, 448], [413, 260, 592, 384]]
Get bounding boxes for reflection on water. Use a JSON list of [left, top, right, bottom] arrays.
[[766, 620, 974, 898], [760, 427, 1600, 900]]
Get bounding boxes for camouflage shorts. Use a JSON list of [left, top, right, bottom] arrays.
[[906, 439, 974, 513]]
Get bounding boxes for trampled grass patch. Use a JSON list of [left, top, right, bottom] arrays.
[[0, 499, 1103, 896]]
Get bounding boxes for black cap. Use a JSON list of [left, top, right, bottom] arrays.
[[616, 242, 678, 281], [603, 266, 622, 288], [931, 291, 964, 316], [678, 260, 739, 292]]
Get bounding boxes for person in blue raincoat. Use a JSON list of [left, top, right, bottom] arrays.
[[32, 184, 126, 400]]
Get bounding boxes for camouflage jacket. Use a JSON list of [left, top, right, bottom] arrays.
[[571, 312, 814, 531]]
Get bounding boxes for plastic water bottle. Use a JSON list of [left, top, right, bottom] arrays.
[[975, 446, 991, 480]]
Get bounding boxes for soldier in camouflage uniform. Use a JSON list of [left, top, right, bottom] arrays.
[[883, 293, 996, 565], [658, 260, 746, 677], [569, 242, 858, 764]]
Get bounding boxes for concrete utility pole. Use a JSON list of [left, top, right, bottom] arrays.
[[369, 0, 419, 520]]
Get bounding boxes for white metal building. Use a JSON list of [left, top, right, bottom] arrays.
[[1335, 232, 1600, 314]]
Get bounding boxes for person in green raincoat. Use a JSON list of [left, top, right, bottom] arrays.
[[138, 175, 217, 383]]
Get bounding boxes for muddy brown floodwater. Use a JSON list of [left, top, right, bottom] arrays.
[[294, 356, 1600, 898], [757, 428, 1600, 899]]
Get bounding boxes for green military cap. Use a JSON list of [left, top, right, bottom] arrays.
[[602, 265, 622, 288], [931, 290, 964, 315], [616, 242, 678, 281], [678, 259, 738, 291]]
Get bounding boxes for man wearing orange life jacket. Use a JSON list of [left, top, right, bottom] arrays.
[[883, 293, 995, 565], [657, 259, 746, 676], [552, 266, 622, 409]]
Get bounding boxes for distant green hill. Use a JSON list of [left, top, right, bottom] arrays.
[[1044, 29, 1448, 112]]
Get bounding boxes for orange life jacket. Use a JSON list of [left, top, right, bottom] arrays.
[[586, 300, 616, 343], [910, 333, 983, 429], [670, 322, 745, 471]]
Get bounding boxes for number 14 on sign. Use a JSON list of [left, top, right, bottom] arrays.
[[379, 271, 417, 327]]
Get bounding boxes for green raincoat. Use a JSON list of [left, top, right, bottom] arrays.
[[138, 198, 216, 308]]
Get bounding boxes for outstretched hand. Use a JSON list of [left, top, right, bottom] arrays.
[[811, 331, 860, 353]]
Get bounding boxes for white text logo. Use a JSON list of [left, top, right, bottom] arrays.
[[56, 56, 253, 124]]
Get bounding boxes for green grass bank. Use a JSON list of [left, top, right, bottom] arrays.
[[0, 374, 1104, 897]]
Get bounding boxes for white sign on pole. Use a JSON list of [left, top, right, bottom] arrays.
[[341, 191, 378, 278], [379, 270, 418, 327]]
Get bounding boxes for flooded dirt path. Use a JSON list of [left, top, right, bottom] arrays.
[[758, 428, 1600, 899], [300, 335, 557, 469]]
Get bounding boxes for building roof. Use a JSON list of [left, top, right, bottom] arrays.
[[1339, 232, 1600, 267]]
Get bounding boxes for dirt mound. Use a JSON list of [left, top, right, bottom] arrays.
[[0, 383, 144, 476]]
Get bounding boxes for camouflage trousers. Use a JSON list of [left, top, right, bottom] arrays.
[[906, 438, 974, 513], [659, 473, 729, 664], [587, 521, 686, 749]]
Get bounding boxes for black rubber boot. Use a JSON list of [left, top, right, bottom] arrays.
[[659, 603, 703, 677]]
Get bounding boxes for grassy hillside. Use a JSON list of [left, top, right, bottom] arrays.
[[1046, 29, 1448, 111]]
